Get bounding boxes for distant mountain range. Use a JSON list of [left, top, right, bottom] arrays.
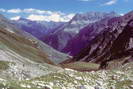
[[42, 12, 118, 52], [8, 11, 133, 69], [11, 11, 118, 56], [11, 18, 65, 40]]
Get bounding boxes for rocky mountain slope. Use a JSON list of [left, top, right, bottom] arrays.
[[0, 15, 65, 81], [0, 14, 72, 81], [42, 12, 118, 52], [8, 18, 71, 64], [63, 16, 114, 56], [62, 11, 133, 69]]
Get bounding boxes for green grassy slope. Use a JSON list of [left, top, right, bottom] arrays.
[[0, 27, 54, 64], [61, 62, 100, 71]]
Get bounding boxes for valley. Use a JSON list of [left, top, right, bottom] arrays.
[[0, 10, 132, 89]]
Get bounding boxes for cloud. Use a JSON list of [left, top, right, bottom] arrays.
[[23, 8, 53, 14], [7, 9, 22, 13], [27, 15, 47, 21], [103, 0, 117, 6], [27, 13, 75, 22], [120, 13, 124, 16], [0, 8, 75, 22], [6, 8, 57, 15], [25, 10, 75, 22], [10, 16, 21, 20]]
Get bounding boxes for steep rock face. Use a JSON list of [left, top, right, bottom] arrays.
[[63, 17, 113, 56], [63, 11, 133, 68], [42, 12, 118, 52]]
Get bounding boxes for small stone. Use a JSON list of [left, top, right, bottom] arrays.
[[95, 86, 100, 89], [77, 85, 87, 89], [43, 86, 51, 89]]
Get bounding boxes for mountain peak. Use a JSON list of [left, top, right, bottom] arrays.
[[72, 11, 118, 21], [124, 10, 133, 18], [18, 17, 29, 21]]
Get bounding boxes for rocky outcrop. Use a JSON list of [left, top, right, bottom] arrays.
[[62, 11, 133, 69]]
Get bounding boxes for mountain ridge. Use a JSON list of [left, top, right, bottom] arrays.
[[61, 11, 133, 69], [42, 11, 118, 52]]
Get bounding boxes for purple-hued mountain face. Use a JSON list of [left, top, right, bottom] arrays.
[[42, 12, 118, 52], [62, 12, 119, 56], [62, 11, 133, 69], [11, 18, 65, 40], [63, 17, 121, 56]]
